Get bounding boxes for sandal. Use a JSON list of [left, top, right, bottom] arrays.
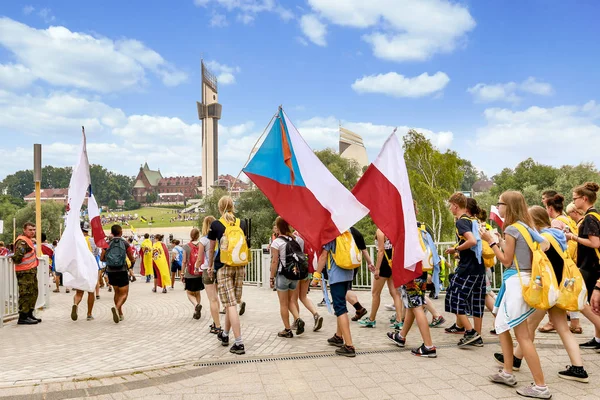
[[209, 323, 222, 334], [53, 289, 60, 293], [570, 326, 583, 334], [537, 323, 556, 333]]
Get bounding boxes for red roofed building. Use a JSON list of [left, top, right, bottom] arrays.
[[157, 176, 202, 202], [24, 188, 70, 205], [214, 174, 251, 198]]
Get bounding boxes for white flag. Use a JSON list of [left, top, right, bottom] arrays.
[[55, 130, 98, 292]]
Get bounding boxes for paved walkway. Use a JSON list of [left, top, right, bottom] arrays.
[[1, 277, 599, 399]]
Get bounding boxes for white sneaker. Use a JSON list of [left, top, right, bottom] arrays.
[[516, 383, 551, 399], [384, 304, 396, 311]]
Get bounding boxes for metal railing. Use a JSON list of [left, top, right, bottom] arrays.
[[242, 243, 505, 291], [243, 249, 262, 286], [1, 256, 50, 327]]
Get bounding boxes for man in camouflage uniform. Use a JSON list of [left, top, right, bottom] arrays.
[[12, 222, 41, 325]]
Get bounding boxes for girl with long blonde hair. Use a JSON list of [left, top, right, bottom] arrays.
[[481, 191, 551, 398]]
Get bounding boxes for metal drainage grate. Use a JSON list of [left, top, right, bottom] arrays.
[[193, 339, 502, 367]]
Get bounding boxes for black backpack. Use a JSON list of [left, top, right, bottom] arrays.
[[105, 238, 127, 270], [279, 236, 308, 280]]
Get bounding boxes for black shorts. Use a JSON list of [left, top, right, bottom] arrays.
[[330, 281, 352, 317], [185, 277, 205, 292], [380, 263, 392, 278], [171, 261, 182, 272], [107, 271, 129, 288]]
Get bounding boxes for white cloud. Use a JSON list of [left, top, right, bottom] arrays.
[[295, 36, 309, 46], [295, 115, 453, 156], [0, 64, 36, 89], [305, 0, 475, 61], [37, 8, 55, 23], [0, 89, 261, 179], [300, 14, 327, 46], [0, 17, 187, 92], [467, 77, 553, 104], [470, 101, 600, 173], [352, 71, 449, 98], [205, 60, 240, 85], [520, 77, 553, 96], [23, 6, 35, 15], [210, 13, 229, 27], [195, 0, 294, 22], [237, 13, 255, 24]]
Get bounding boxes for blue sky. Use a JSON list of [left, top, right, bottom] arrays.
[[1, 0, 599, 182]]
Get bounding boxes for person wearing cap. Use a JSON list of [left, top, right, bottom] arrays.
[[70, 221, 96, 321]]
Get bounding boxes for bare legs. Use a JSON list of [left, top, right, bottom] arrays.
[[205, 283, 221, 328], [74, 290, 95, 317]]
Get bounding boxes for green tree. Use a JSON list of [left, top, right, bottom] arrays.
[[236, 189, 277, 247], [403, 130, 463, 242], [124, 199, 141, 211], [41, 166, 72, 189], [1, 202, 64, 243], [459, 160, 479, 192], [0, 169, 34, 199], [314, 149, 361, 189], [199, 188, 229, 220], [554, 163, 600, 204], [145, 192, 158, 204], [108, 199, 118, 210]]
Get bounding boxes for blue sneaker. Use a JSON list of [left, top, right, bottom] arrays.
[[390, 321, 403, 330], [359, 318, 376, 328]]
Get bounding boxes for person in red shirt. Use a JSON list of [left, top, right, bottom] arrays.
[[0, 241, 8, 256], [40, 233, 54, 271]]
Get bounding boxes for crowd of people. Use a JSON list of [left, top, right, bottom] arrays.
[[6, 183, 600, 399]]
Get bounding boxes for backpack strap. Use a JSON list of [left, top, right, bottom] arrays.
[[541, 231, 568, 260], [585, 212, 600, 260], [511, 223, 537, 253]]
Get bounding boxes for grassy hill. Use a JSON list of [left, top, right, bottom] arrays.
[[101, 207, 197, 229]]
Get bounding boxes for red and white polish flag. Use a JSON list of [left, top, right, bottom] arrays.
[[87, 190, 108, 249], [352, 132, 425, 287], [490, 205, 504, 228]]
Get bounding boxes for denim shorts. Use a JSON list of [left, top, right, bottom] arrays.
[[275, 274, 298, 291]]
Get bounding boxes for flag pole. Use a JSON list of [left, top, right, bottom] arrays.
[[229, 111, 278, 194]]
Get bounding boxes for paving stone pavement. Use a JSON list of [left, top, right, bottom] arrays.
[[1, 277, 599, 399]]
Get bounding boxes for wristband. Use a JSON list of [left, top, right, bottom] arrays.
[[490, 242, 498, 248], [313, 271, 322, 279], [594, 285, 600, 292]]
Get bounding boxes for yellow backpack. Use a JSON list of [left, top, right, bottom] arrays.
[[556, 215, 579, 263], [512, 223, 560, 310], [329, 231, 362, 270], [481, 240, 496, 269], [218, 217, 249, 267], [541, 232, 587, 311]]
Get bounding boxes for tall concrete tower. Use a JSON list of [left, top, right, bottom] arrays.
[[197, 60, 222, 196]]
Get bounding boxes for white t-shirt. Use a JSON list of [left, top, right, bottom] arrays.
[[270, 235, 304, 273], [199, 236, 210, 270]]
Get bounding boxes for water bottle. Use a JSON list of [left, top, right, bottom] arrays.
[[220, 236, 229, 251], [530, 275, 543, 305], [566, 278, 575, 292]]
